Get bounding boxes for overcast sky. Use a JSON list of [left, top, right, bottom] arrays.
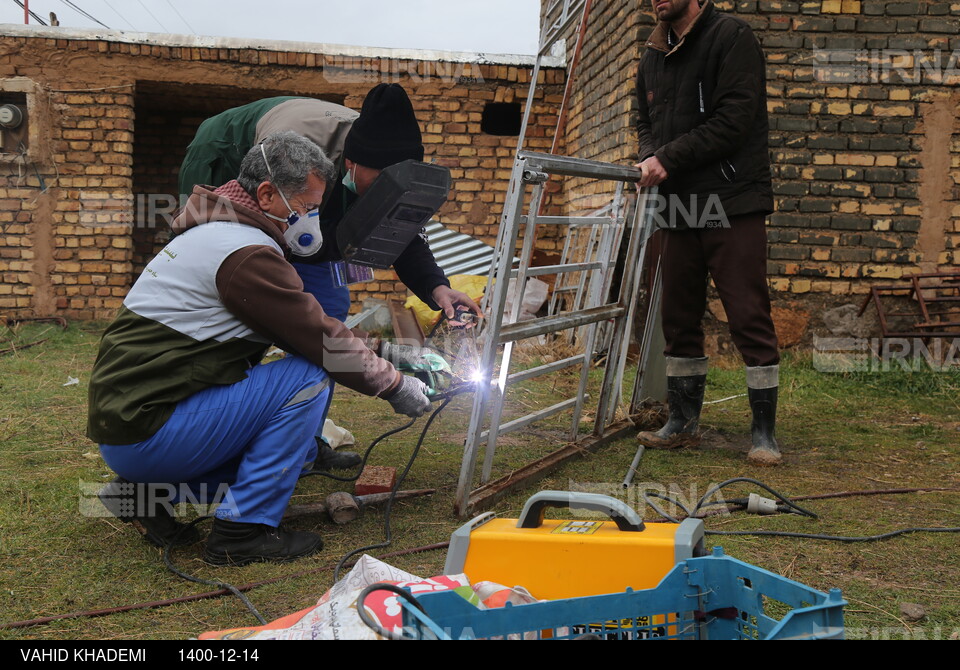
[[1, 0, 541, 54]]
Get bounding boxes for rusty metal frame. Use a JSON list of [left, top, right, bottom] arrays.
[[457, 420, 636, 516], [858, 272, 960, 347]]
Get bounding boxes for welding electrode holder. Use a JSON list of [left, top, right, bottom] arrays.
[[451, 307, 477, 329], [410, 350, 454, 399]]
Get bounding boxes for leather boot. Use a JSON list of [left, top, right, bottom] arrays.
[[311, 437, 362, 471], [203, 518, 323, 566], [746, 365, 781, 465], [98, 477, 201, 547], [637, 356, 707, 449]]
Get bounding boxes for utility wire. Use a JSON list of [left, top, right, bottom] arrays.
[[101, 0, 137, 31], [163, 0, 195, 34], [135, 0, 170, 32], [59, 0, 111, 29], [12, 0, 48, 25]]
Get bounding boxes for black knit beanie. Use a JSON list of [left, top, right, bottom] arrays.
[[343, 84, 424, 169]]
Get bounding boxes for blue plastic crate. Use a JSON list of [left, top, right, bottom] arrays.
[[400, 547, 846, 640]]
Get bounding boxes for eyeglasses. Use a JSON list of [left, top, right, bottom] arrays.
[[259, 143, 319, 216]]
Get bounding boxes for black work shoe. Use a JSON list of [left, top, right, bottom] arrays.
[[98, 477, 201, 547], [637, 373, 706, 449], [203, 518, 323, 566], [312, 437, 362, 471]]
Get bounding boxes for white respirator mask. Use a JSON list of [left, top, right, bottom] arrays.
[[283, 208, 323, 257], [260, 143, 325, 257]]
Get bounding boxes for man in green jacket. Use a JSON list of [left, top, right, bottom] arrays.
[[179, 85, 479, 469], [179, 85, 477, 323]]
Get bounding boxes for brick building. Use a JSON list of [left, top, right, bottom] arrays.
[[2, 3, 959, 321], [552, 0, 960, 297], [0, 25, 564, 319]]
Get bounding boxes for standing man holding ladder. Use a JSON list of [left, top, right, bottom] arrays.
[[633, 0, 781, 465]]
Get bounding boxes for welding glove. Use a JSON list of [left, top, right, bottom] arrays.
[[380, 342, 452, 375], [385, 374, 433, 418]]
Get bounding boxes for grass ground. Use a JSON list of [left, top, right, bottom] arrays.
[[0, 320, 958, 640]]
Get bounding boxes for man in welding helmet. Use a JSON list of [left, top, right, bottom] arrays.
[[180, 85, 479, 469], [93, 132, 433, 564]]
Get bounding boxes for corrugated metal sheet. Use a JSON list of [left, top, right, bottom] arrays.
[[423, 221, 505, 277]]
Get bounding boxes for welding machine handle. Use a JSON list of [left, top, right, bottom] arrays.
[[517, 491, 645, 532]]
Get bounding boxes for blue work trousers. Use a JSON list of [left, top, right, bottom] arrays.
[[293, 260, 351, 438], [100, 356, 330, 526]]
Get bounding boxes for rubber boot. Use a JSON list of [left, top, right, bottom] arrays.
[[746, 365, 781, 466], [98, 477, 201, 547], [312, 437, 362, 471], [637, 356, 707, 449], [203, 518, 323, 566]]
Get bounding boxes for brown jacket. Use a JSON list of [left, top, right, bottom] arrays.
[[175, 182, 402, 397], [88, 182, 399, 444]]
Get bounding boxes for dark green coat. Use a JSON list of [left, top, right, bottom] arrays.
[[177, 97, 299, 197]]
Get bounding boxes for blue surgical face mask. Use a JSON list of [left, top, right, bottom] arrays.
[[342, 165, 358, 195]]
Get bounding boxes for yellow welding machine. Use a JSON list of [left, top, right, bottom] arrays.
[[444, 491, 705, 600]]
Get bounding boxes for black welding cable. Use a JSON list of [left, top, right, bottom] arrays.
[[641, 490, 689, 523], [298, 415, 416, 483], [333, 388, 470, 582], [693, 477, 819, 519], [161, 516, 268, 626], [705, 527, 960, 542], [355, 583, 428, 640], [636, 480, 960, 544]]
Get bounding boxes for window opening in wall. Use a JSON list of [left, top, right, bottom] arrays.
[[481, 102, 522, 136]]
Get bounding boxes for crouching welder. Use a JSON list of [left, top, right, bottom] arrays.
[[88, 131, 433, 566], [178, 83, 481, 471]]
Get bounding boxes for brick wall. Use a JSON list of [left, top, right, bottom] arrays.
[[553, 0, 960, 295], [0, 77, 135, 319], [557, 2, 649, 216], [0, 28, 564, 319]]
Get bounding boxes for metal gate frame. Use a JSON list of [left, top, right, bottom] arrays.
[[454, 151, 658, 517]]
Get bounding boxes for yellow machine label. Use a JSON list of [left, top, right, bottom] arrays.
[[551, 521, 603, 535]]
